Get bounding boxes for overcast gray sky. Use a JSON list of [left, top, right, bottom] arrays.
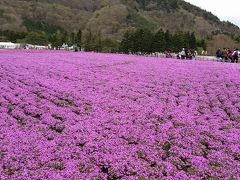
[[184, 0, 240, 27]]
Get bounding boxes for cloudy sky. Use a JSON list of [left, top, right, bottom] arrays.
[[184, 0, 240, 27]]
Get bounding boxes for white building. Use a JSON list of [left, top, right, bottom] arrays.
[[0, 42, 17, 49], [25, 44, 49, 50]]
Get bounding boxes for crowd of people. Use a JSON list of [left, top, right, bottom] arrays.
[[216, 48, 239, 63], [143, 47, 239, 63], [176, 48, 198, 60]]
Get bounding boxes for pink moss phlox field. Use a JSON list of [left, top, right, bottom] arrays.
[[0, 50, 240, 179]]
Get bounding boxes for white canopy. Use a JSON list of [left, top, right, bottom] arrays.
[[0, 42, 16, 49]]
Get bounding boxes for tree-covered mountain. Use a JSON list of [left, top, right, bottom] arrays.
[[1, 0, 240, 39]]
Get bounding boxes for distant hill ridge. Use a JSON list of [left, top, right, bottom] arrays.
[[1, 0, 240, 40]]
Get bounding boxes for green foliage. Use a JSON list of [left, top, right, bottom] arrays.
[[25, 31, 49, 45], [84, 31, 94, 51], [156, 0, 179, 12], [1, 26, 205, 54], [49, 31, 64, 48], [172, 31, 184, 52], [94, 31, 103, 52], [136, 0, 146, 9], [70, 32, 76, 46], [165, 30, 172, 50], [23, 18, 64, 34], [76, 30, 82, 48], [120, 29, 154, 54], [196, 46, 204, 55], [119, 31, 133, 54], [151, 29, 166, 52], [1, 0, 239, 43], [119, 28, 204, 53], [170, 31, 194, 52], [168, 0, 179, 10], [190, 32, 197, 49], [0, 29, 27, 43], [102, 38, 119, 53], [179, 1, 219, 23], [0, 9, 4, 17], [235, 36, 240, 43], [132, 28, 153, 53], [84, 30, 103, 52], [197, 39, 207, 51], [126, 8, 157, 31]]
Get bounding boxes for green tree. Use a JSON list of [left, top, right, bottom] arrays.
[[84, 31, 94, 51], [50, 30, 64, 49], [189, 32, 197, 49], [201, 39, 207, 51], [165, 30, 172, 50], [151, 29, 166, 52], [70, 32, 76, 46], [94, 30, 102, 52], [131, 28, 153, 53], [183, 32, 190, 49], [84, 30, 102, 52], [168, 0, 179, 9], [136, 0, 146, 9], [25, 31, 48, 45], [0, 30, 27, 43], [102, 38, 119, 53], [172, 31, 184, 52], [119, 31, 133, 53], [61, 31, 68, 44], [76, 29, 82, 48]]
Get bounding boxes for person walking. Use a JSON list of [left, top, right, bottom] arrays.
[[227, 49, 233, 62], [216, 48, 222, 62], [232, 48, 239, 63], [181, 48, 186, 59], [223, 48, 228, 62]]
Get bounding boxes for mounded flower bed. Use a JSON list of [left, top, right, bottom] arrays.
[[0, 51, 240, 179]]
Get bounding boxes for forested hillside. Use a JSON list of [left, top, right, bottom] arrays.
[[1, 0, 240, 53], [1, 0, 239, 37]]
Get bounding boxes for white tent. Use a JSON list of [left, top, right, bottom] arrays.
[[0, 42, 17, 49], [25, 44, 48, 50]]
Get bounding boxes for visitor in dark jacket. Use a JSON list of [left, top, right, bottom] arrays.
[[216, 48, 222, 62]]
